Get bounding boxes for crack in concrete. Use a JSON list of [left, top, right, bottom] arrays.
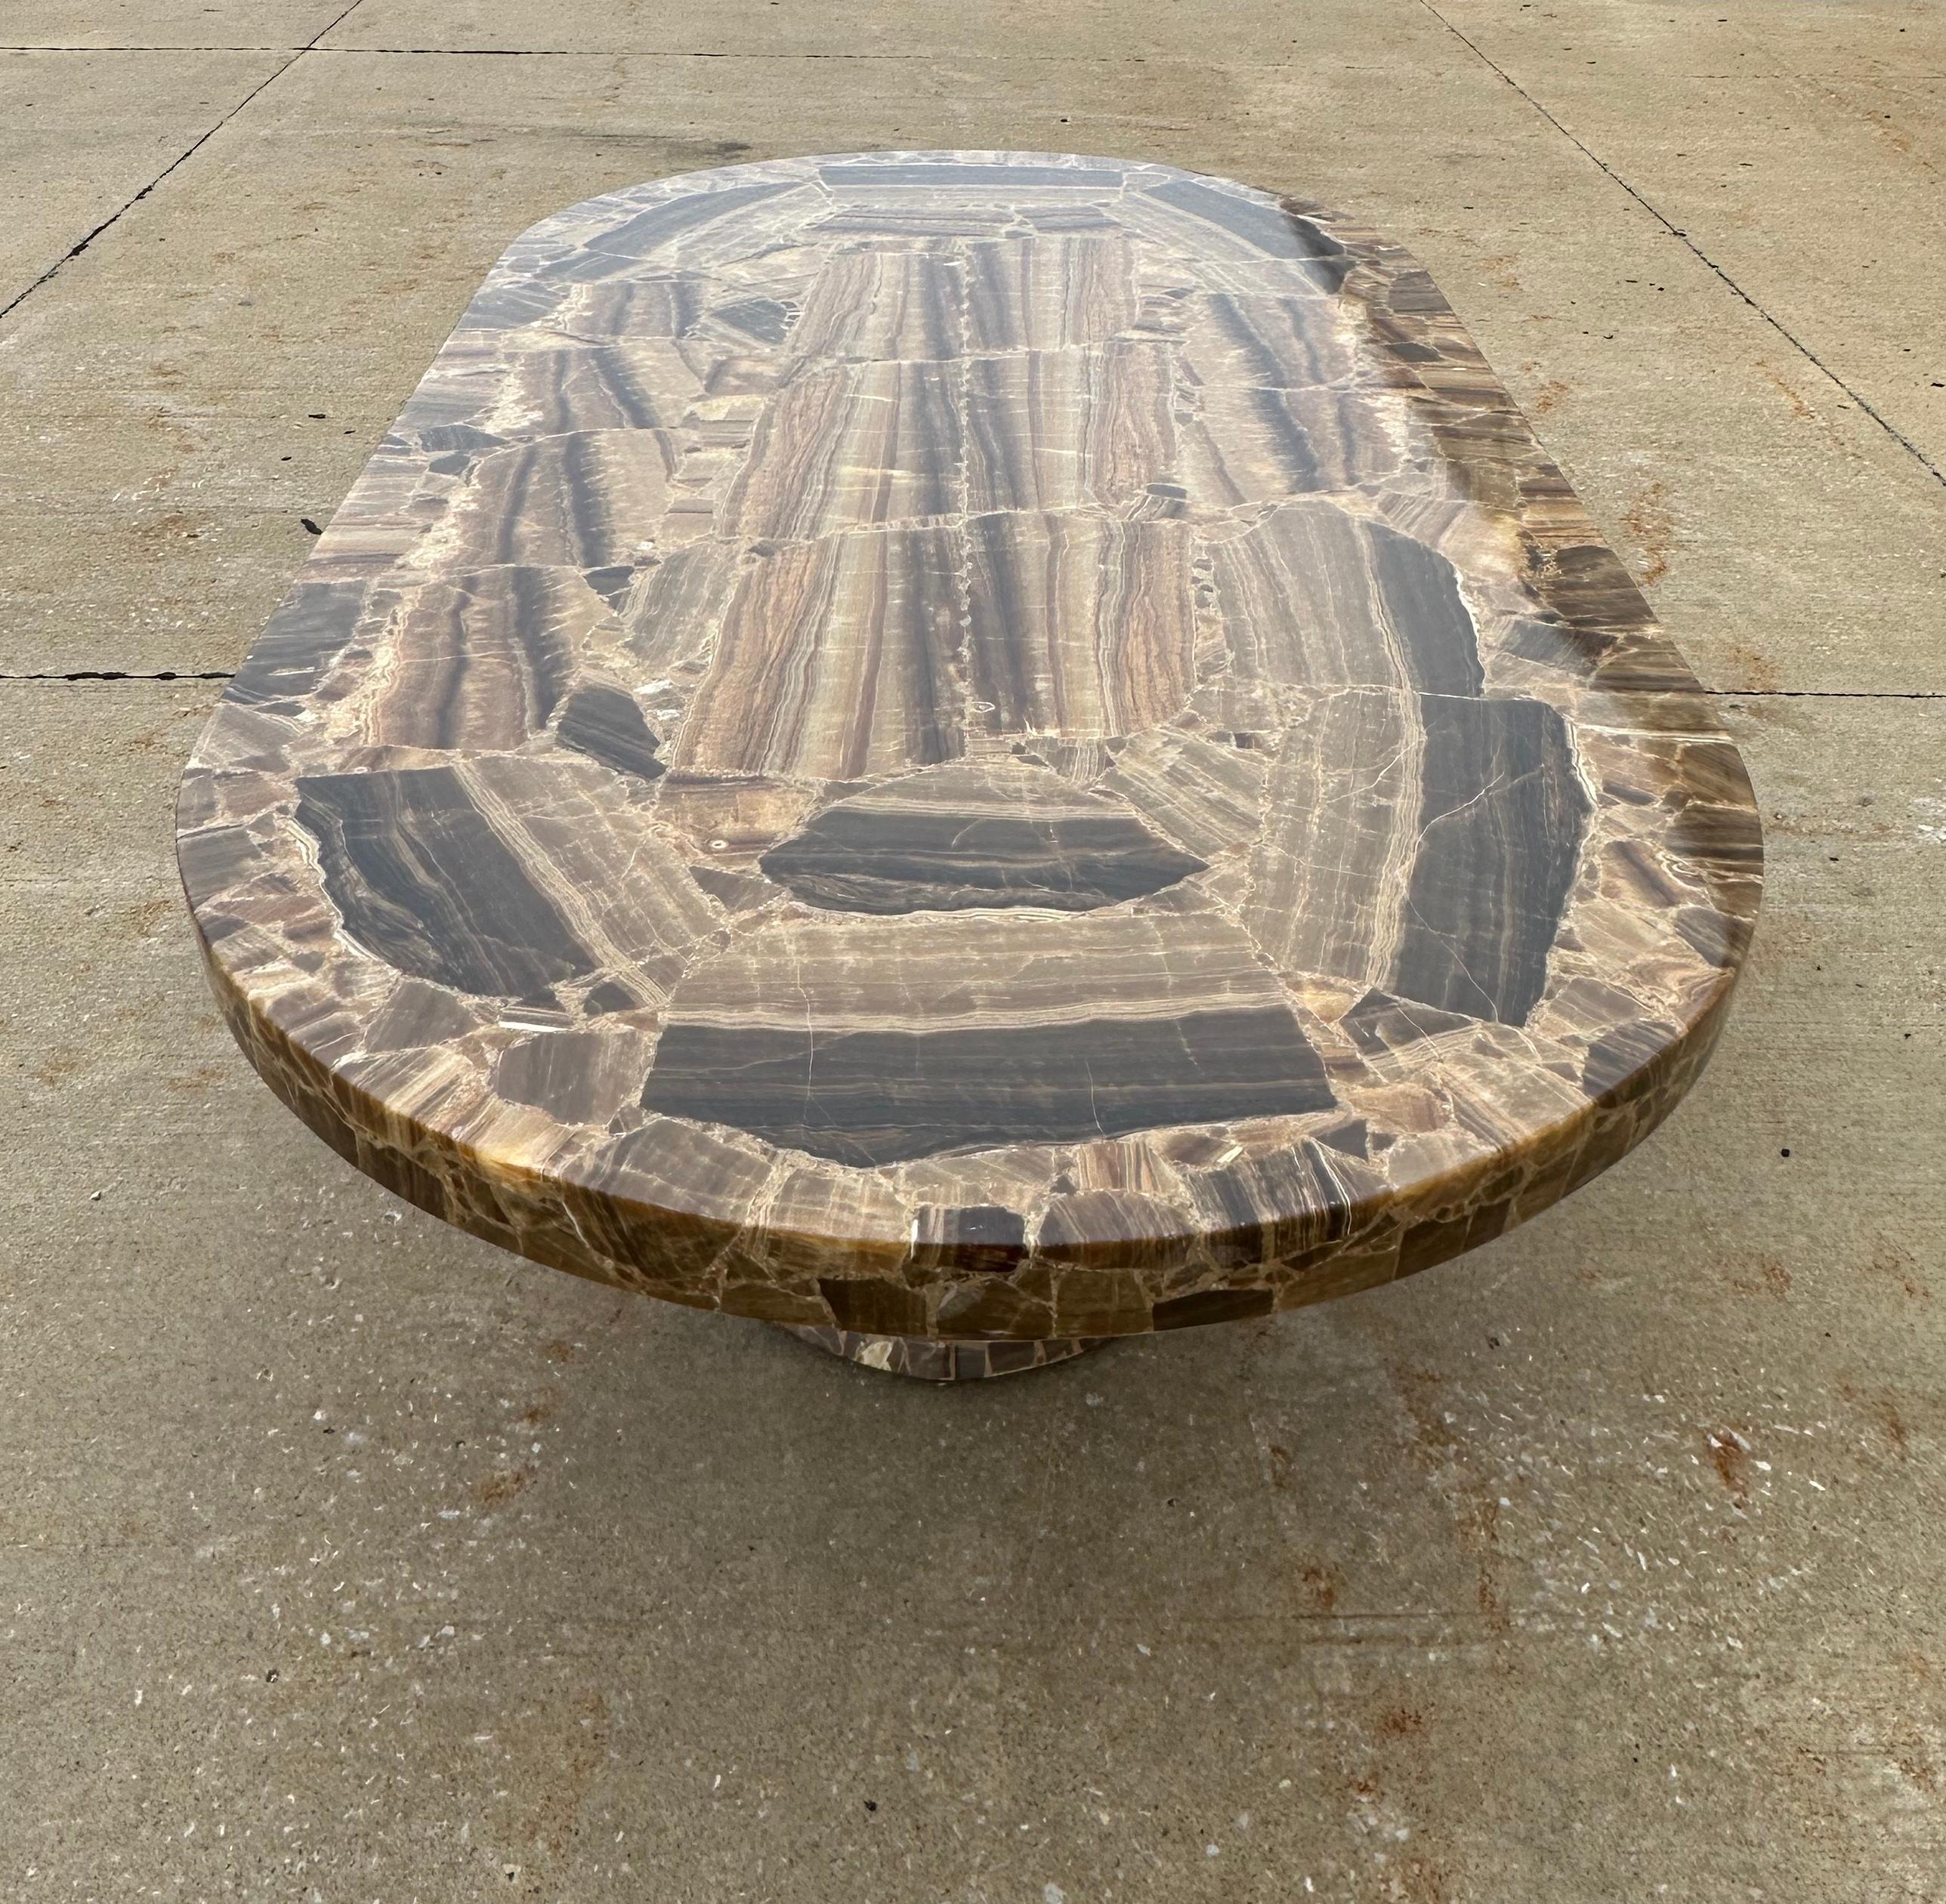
[[0, 0, 369, 329], [1411, 0, 1946, 493]]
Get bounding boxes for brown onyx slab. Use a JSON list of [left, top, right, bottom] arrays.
[[177, 151, 1762, 1356]]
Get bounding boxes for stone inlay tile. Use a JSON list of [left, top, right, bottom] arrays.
[[176, 150, 1762, 1343]]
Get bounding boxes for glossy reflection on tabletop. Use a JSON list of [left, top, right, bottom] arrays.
[[175, 151, 1762, 1360]]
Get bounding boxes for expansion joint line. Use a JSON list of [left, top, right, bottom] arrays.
[[0, 0, 370, 328], [1410, 0, 1945, 492]]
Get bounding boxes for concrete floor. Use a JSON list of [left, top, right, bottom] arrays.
[[2, 1, 1943, 1896]]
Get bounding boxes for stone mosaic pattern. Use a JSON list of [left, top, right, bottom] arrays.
[[781, 1325, 1102, 1381], [176, 151, 1763, 1344]]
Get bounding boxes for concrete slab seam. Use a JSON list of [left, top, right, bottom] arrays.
[[1411, 0, 1946, 492], [0, 0, 371, 329]]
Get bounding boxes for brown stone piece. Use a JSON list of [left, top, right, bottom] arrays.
[[176, 151, 1762, 1378], [781, 1326, 1104, 1382]]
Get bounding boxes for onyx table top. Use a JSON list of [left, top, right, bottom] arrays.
[[177, 150, 1762, 1355]]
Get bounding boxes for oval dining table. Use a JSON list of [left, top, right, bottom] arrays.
[[176, 150, 1762, 1379]]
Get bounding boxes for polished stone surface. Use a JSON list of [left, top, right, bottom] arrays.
[[176, 150, 1762, 1344]]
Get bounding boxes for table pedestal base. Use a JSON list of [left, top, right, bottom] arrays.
[[780, 1325, 1104, 1382]]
